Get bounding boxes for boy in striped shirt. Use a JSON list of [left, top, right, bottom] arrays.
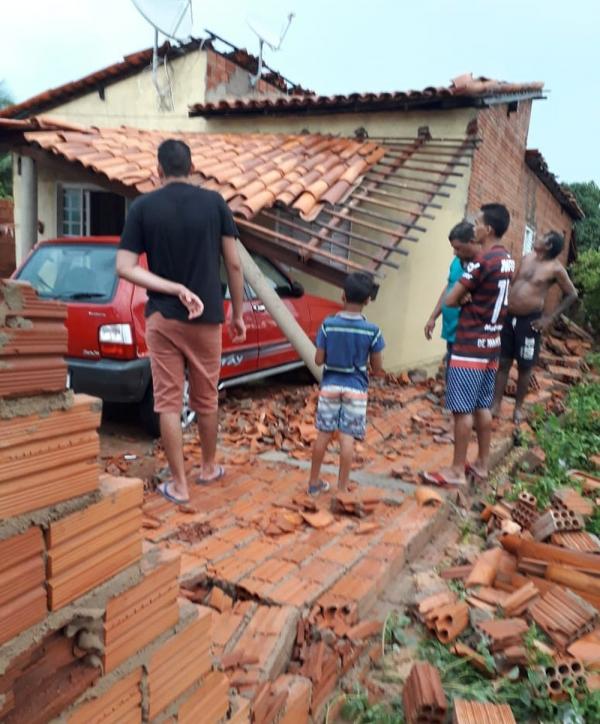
[[308, 272, 385, 495]]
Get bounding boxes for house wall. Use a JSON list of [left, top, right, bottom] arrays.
[[467, 100, 574, 312], [38, 52, 208, 131], [205, 108, 476, 371]]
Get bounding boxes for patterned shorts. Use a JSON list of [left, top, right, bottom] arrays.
[[446, 356, 498, 414], [315, 385, 368, 439]]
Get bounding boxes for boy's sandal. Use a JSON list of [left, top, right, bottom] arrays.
[[308, 480, 330, 496], [196, 465, 225, 485]]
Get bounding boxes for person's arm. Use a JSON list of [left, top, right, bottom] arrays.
[[369, 350, 384, 377], [532, 265, 579, 332], [424, 285, 448, 339], [444, 279, 471, 308], [315, 323, 326, 366], [221, 235, 246, 343]]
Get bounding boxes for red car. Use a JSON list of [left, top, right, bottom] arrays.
[[14, 236, 340, 434]]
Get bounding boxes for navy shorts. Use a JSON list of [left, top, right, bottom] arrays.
[[500, 313, 542, 370], [446, 356, 498, 414]]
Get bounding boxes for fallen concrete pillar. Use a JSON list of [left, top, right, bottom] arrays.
[[17, 155, 37, 265]]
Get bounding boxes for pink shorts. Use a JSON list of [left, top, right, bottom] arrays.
[[145, 312, 222, 414]]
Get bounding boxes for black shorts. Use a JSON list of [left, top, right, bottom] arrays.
[[500, 313, 542, 370]]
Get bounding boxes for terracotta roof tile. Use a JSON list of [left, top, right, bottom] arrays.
[[7, 121, 387, 223], [190, 73, 545, 116], [525, 149, 584, 220]]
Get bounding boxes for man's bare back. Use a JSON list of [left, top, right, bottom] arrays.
[[508, 252, 566, 317]]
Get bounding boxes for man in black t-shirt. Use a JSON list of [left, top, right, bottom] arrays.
[[117, 139, 246, 505]]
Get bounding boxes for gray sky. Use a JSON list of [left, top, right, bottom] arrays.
[[2, 0, 598, 184]]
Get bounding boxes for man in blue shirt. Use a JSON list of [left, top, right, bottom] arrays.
[[424, 221, 477, 354], [308, 272, 385, 495]]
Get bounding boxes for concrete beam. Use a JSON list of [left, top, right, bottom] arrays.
[[17, 155, 37, 265]]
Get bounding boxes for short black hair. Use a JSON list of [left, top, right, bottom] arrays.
[[544, 231, 564, 259], [344, 272, 376, 304], [157, 139, 192, 177], [481, 203, 510, 238], [449, 221, 475, 244]]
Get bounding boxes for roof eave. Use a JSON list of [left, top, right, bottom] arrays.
[[189, 91, 545, 118]]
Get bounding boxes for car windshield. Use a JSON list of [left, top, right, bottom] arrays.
[[17, 244, 118, 302]]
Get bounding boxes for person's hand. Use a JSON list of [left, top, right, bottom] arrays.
[[229, 314, 246, 343], [531, 315, 552, 333], [460, 292, 472, 306], [177, 285, 204, 319], [424, 317, 436, 340]]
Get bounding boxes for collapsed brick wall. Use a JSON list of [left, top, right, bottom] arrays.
[[0, 199, 15, 278], [468, 102, 576, 311]]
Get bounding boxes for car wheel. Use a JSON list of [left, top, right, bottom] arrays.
[[139, 386, 160, 438]]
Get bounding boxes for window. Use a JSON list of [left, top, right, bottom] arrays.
[[247, 255, 293, 297], [523, 225, 535, 256], [62, 187, 88, 236], [59, 185, 125, 237]]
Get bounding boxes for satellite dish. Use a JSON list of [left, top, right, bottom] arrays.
[[246, 11, 295, 87], [129, 0, 194, 109], [131, 0, 193, 41]]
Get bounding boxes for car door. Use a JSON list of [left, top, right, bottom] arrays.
[[248, 255, 311, 371], [219, 258, 260, 381]]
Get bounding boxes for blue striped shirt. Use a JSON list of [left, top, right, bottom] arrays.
[[316, 312, 385, 391]]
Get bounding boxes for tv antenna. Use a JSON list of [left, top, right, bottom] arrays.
[[246, 11, 295, 87], [130, 0, 194, 109]]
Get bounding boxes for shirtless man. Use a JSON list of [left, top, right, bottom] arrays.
[[491, 231, 578, 424]]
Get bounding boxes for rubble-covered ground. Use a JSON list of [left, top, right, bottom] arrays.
[[97, 321, 600, 723]]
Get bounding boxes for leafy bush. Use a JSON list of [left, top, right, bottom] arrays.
[[573, 249, 600, 334]]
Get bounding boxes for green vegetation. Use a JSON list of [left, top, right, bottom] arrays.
[[573, 249, 600, 334], [567, 181, 600, 252]]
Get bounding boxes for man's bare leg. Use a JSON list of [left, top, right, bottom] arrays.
[[471, 407, 492, 479], [160, 412, 189, 500], [197, 410, 220, 480], [338, 433, 355, 491], [438, 413, 472, 484], [309, 430, 332, 488], [514, 367, 534, 424], [491, 358, 511, 417]]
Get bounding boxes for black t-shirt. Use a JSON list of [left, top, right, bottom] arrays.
[[119, 182, 238, 324]]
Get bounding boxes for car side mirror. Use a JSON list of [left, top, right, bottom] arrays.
[[290, 280, 304, 298]]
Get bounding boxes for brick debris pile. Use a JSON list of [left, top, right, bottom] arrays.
[[0, 281, 244, 723], [402, 457, 600, 721]]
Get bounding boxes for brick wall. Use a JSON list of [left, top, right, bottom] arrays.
[[206, 50, 274, 95], [468, 101, 576, 311], [0, 199, 15, 278]]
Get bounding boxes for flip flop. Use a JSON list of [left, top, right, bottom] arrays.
[[420, 471, 466, 488], [308, 480, 330, 496], [465, 464, 488, 484], [195, 465, 225, 485], [157, 481, 189, 505]]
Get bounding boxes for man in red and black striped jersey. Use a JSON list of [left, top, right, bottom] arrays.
[[423, 204, 515, 487]]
